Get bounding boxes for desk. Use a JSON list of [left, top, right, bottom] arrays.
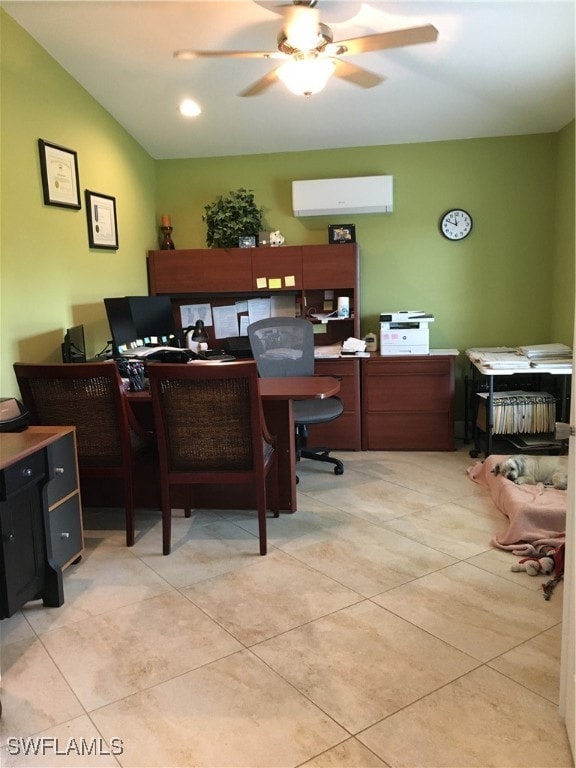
[[467, 359, 571, 457], [0, 426, 83, 617], [123, 376, 340, 514]]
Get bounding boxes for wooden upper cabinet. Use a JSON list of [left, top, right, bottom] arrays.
[[148, 249, 253, 294], [302, 243, 357, 289], [251, 246, 303, 290], [148, 244, 358, 298]]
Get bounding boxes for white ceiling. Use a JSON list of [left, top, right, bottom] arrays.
[[2, 0, 575, 160]]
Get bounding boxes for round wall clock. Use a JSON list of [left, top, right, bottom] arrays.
[[439, 209, 473, 241]]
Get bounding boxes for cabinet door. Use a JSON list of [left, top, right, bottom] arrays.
[[148, 250, 253, 294], [0, 485, 46, 618], [251, 246, 303, 290], [302, 244, 357, 289]]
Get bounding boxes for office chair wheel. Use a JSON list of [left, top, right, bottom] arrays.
[[334, 465, 344, 475]]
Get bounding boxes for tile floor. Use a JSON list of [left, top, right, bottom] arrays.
[[0, 446, 572, 768]]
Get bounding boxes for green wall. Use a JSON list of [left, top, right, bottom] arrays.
[[0, 11, 156, 396], [156, 128, 575, 415], [551, 120, 575, 343], [156, 133, 569, 351], [1, 10, 574, 427]]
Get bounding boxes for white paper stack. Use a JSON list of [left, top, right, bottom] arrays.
[[342, 337, 367, 354]]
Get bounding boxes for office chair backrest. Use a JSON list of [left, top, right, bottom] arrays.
[[147, 360, 269, 473], [248, 317, 315, 378], [13, 361, 130, 467]]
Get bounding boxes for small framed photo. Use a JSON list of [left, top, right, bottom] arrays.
[[38, 139, 81, 209], [239, 236, 256, 248], [328, 224, 356, 244], [85, 190, 118, 249]]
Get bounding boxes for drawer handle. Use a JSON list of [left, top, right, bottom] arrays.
[[60, 532, 70, 539], [21, 467, 33, 477], [55, 467, 65, 475]]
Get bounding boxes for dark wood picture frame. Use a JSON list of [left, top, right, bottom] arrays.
[[328, 224, 356, 244], [85, 190, 118, 250], [38, 139, 81, 209]]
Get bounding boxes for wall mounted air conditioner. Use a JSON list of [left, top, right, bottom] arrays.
[[292, 175, 393, 217]]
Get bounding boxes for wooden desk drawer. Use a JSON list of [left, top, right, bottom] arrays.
[[310, 358, 361, 450], [365, 374, 451, 412], [365, 413, 454, 451], [0, 452, 45, 500], [46, 433, 78, 506], [49, 495, 82, 567]]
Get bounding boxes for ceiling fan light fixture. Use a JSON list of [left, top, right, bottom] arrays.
[[277, 55, 336, 96], [179, 98, 202, 117], [279, 22, 333, 55]]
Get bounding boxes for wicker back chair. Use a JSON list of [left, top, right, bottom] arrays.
[[248, 317, 344, 476], [147, 360, 278, 556], [13, 361, 152, 547]]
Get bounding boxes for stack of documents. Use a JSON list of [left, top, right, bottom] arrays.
[[515, 343, 572, 368], [516, 343, 572, 359], [466, 348, 531, 369]]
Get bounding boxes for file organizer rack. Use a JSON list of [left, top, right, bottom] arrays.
[[467, 359, 571, 457]]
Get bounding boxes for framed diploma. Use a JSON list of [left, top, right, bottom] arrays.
[[85, 190, 118, 250], [38, 139, 81, 209]]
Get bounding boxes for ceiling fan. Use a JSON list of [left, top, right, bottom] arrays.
[[174, 1, 438, 97]]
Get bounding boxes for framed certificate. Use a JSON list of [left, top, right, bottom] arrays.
[[85, 190, 118, 250], [38, 139, 81, 209]]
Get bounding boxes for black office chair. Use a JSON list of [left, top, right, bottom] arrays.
[[248, 317, 344, 476]]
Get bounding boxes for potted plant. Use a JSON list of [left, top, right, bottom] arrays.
[[202, 188, 264, 248]]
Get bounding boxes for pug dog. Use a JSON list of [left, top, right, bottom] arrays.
[[492, 455, 568, 490]]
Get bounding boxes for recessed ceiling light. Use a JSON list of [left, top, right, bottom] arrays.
[[179, 99, 202, 117]]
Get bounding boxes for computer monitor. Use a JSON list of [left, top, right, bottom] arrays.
[[104, 296, 180, 356], [104, 297, 139, 355], [61, 324, 87, 363], [125, 296, 178, 345]]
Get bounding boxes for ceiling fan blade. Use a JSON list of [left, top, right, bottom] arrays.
[[334, 24, 438, 56], [239, 68, 280, 97], [174, 49, 280, 60], [333, 59, 385, 89]]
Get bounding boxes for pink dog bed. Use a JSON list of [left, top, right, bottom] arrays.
[[467, 455, 567, 554]]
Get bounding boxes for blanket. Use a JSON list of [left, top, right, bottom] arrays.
[[467, 455, 567, 554]]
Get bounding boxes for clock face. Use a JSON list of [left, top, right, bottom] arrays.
[[440, 209, 473, 241]]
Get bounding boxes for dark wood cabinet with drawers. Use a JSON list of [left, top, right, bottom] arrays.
[[148, 243, 361, 450], [361, 355, 456, 451], [309, 358, 361, 450], [0, 426, 83, 618]]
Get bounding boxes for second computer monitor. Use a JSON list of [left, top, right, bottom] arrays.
[[104, 296, 179, 355]]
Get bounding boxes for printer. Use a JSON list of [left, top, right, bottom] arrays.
[[380, 311, 435, 355]]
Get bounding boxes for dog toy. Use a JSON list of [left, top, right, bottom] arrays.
[[511, 556, 554, 576], [542, 544, 565, 600]]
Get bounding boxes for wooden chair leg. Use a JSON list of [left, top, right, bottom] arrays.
[[161, 483, 172, 556], [124, 471, 136, 547]]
